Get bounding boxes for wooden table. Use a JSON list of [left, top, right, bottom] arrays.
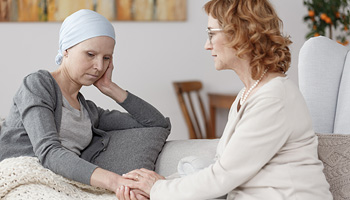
[[207, 93, 237, 139]]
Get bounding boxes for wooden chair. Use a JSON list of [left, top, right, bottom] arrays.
[[173, 81, 213, 139]]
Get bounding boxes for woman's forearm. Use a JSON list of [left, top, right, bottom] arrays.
[[100, 82, 128, 103], [90, 167, 123, 192]]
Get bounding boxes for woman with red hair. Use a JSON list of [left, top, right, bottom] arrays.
[[117, 0, 333, 199]]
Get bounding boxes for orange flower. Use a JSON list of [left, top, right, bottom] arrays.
[[325, 17, 332, 24], [308, 10, 315, 17], [313, 25, 317, 30], [337, 40, 349, 46], [345, 26, 349, 31], [314, 33, 320, 37], [336, 12, 340, 18], [320, 13, 327, 20]]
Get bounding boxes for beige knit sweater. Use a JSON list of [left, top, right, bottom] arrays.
[[151, 77, 333, 200]]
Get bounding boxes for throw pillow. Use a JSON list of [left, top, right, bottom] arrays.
[[93, 127, 170, 175], [177, 155, 214, 177], [317, 133, 350, 200], [0, 118, 4, 131]]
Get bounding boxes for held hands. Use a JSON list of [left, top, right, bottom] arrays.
[[116, 187, 149, 200], [116, 168, 165, 200]]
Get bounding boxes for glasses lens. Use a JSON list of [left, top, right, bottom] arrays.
[[207, 29, 213, 43]]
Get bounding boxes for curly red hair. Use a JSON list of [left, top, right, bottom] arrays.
[[204, 0, 292, 80]]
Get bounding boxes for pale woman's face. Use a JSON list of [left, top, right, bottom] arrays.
[[204, 15, 248, 71], [63, 36, 115, 86]]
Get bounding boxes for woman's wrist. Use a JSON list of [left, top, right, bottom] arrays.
[[90, 167, 123, 192], [100, 82, 128, 103]]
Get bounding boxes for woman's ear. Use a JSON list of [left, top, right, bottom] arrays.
[[63, 49, 68, 57]]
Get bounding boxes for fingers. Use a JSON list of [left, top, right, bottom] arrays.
[[116, 186, 138, 200], [116, 186, 124, 200], [136, 168, 165, 181], [136, 194, 149, 200], [121, 168, 165, 197], [106, 58, 114, 76], [132, 189, 149, 199], [123, 172, 139, 181], [140, 168, 165, 180], [125, 168, 163, 181]]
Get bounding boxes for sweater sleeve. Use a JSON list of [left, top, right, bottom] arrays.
[[150, 96, 290, 200], [14, 72, 98, 185], [92, 92, 171, 131]]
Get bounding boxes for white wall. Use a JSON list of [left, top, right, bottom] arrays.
[[0, 0, 308, 140]]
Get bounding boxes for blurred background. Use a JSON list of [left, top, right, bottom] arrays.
[[0, 0, 326, 140]]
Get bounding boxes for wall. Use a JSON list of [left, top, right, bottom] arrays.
[[0, 0, 308, 140]]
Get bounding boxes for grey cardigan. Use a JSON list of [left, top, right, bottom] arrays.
[[0, 70, 171, 185]]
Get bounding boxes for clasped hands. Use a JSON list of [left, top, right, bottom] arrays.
[[116, 168, 165, 200]]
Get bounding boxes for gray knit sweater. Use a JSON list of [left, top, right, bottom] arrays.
[[0, 70, 171, 185]]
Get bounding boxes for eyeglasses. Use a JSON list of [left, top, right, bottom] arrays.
[[206, 28, 223, 44]]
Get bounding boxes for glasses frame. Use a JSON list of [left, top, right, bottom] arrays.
[[206, 28, 223, 44]]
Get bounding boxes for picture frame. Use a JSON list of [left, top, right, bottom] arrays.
[[0, 0, 187, 22]]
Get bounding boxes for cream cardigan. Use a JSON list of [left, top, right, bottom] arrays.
[[151, 77, 333, 200]]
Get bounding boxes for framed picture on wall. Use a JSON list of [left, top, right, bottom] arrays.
[[0, 0, 187, 22]]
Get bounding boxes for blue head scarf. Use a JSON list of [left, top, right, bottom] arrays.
[[55, 9, 116, 65]]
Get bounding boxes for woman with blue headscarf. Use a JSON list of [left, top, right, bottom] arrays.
[[0, 9, 170, 198]]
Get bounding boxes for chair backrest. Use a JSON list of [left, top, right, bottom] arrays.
[[298, 36, 350, 134], [173, 81, 212, 139]]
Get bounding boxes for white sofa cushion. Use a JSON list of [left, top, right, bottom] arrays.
[[298, 36, 350, 134], [155, 139, 218, 177], [334, 51, 350, 133]]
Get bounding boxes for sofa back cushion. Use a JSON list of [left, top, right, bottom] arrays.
[[298, 36, 350, 134], [334, 51, 350, 133]]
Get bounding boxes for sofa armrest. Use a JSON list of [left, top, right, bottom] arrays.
[[155, 139, 219, 177]]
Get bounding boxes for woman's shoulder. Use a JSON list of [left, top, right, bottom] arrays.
[[252, 76, 305, 109], [22, 70, 56, 88], [258, 76, 298, 98], [24, 69, 52, 81], [18, 69, 60, 100]]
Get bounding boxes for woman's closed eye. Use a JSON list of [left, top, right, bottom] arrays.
[[87, 52, 95, 57]]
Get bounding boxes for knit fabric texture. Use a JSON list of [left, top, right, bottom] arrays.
[[317, 134, 350, 200], [0, 156, 115, 199]]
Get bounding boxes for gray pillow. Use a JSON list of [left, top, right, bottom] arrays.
[[317, 133, 350, 200], [0, 118, 4, 131], [93, 127, 170, 175]]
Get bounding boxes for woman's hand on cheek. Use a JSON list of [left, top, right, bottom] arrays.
[[92, 57, 127, 102], [94, 58, 114, 93]]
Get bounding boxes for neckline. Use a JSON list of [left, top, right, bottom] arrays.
[[236, 75, 288, 112], [62, 94, 82, 113]]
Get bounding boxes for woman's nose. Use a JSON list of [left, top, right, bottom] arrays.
[[94, 58, 104, 71], [204, 39, 212, 50]]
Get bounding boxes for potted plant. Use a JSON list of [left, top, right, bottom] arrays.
[[303, 0, 350, 45]]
